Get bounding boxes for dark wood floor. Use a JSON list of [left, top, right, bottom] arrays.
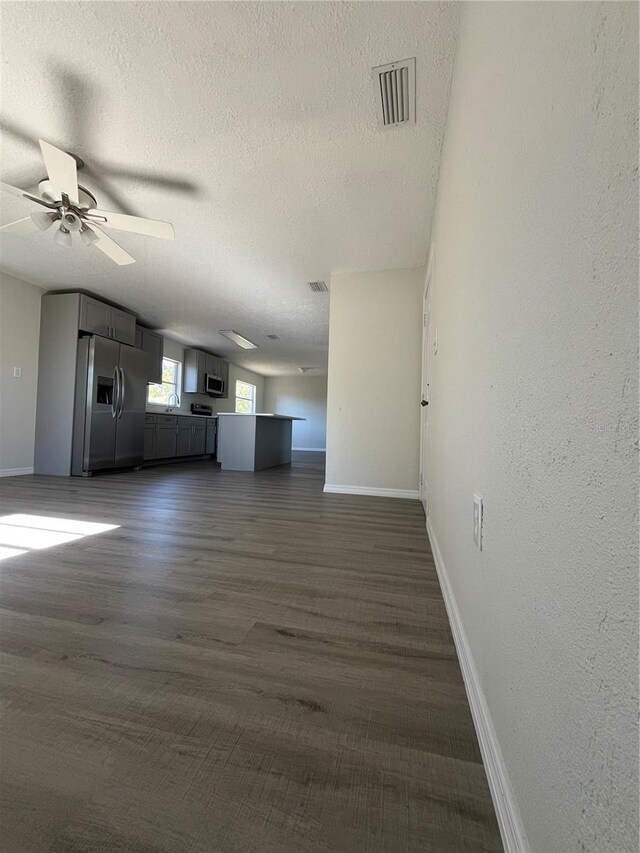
[[0, 453, 502, 852]]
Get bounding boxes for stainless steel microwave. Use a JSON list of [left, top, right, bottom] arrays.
[[205, 373, 225, 396]]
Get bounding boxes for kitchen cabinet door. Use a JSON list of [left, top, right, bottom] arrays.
[[206, 421, 217, 455], [143, 426, 156, 460], [156, 425, 178, 458], [111, 308, 136, 346], [183, 349, 206, 393], [137, 328, 164, 384], [191, 423, 206, 455], [219, 359, 230, 398], [79, 295, 111, 338], [177, 425, 191, 456]]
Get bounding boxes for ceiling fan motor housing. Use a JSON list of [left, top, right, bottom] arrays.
[[62, 210, 83, 232], [38, 179, 97, 209]]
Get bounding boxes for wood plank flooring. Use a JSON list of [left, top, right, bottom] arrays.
[[0, 453, 502, 852]]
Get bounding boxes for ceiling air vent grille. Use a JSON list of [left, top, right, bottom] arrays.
[[308, 281, 328, 293], [372, 58, 416, 128]]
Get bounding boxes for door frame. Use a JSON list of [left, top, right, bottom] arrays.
[[419, 247, 434, 515]]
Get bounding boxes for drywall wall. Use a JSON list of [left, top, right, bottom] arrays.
[[0, 272, 43, 475], [325, 267, 424, 496], [147, 335, 265, 414], [425, 3, 638, 852], [263, 375, 327, 450]]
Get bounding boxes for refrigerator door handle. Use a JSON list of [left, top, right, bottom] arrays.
[[118, 367, 126, 418], [112, 367, 119, 419]]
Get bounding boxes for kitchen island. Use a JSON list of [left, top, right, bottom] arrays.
[[217, 414, 304, 471]]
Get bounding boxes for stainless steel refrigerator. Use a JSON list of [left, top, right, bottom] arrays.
[[72, 335, 147, 476]]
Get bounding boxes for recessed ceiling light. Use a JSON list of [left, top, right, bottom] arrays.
[[218, 330, 258, 350]]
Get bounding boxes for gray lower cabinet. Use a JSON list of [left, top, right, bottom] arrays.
[[144, 425, 156, 460], [177, 422, 191, 455], [156, 423, 178, 458], [144, 414, 214, 462], [178, 416, 207, 455], [191, 421, 206, 455], [144, 414, 178, 460], [206, 420, 217, 454]]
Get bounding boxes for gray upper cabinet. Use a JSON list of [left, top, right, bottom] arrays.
[[218, 359, 230, 398], [204, 353, 218, 376], [184, 347, 229, 397], [111, 308, 136, 346], [136, 326, 164, 384], [79, 295, 111, 339], [183, 348, 206, 393], [79, 294, 136, 345]]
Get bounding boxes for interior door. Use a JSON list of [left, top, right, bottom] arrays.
[[115, 344, 147, 468], [420, 250, 434, 515]]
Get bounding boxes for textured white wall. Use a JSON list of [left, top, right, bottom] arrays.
[[325, 268, 424, 494], [426, 3, 638, 851], [264, 375, 327, 449], [0, 272, 44, 474]]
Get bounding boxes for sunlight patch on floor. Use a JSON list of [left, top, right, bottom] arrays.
[[0, 514, 119, 561]]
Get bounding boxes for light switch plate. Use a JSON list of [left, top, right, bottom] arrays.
[[473, 494, 483, 550], [13, 367, 22, 378]]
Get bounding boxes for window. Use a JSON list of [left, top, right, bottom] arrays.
[[235, 380, 256, 414], [148, 358, 181, 406]]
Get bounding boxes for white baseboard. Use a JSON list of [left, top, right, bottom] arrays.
[[292, 447, 326, 452], [324, 483, 420, 500], [426, 516, 529, 853], [0, 467, 33, 478]]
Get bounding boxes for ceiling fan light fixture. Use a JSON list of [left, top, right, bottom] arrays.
[[31, 211, 58, 231], [80, 225, 99, 246], [218, 330, 258, 350], [54, 225, 72, 247]]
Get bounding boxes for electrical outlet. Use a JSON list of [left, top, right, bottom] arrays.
[[473, 494, 483, 550], [13, 367, 22, 378]]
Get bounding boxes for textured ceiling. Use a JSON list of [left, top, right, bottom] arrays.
[[0, 1, 458, 375]]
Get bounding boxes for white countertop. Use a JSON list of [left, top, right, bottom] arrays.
[[148, 411, 218, 419], [217, 413, 305, 420]]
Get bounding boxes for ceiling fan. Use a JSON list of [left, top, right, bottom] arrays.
[[0, 140, 175, 265]]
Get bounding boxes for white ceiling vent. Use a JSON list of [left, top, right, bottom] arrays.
[[308, 280, 328, 292], [372, 57, 416, 128]]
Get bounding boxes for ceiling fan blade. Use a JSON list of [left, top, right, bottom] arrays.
[[0, 216, 40, 236], [85, 208, 174, 241], [39, 139, 79, 204], [1, 181, 58, 209], [89, 225, 135, 266]]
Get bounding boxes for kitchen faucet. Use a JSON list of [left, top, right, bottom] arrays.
[[166, 392, 180, 412]]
